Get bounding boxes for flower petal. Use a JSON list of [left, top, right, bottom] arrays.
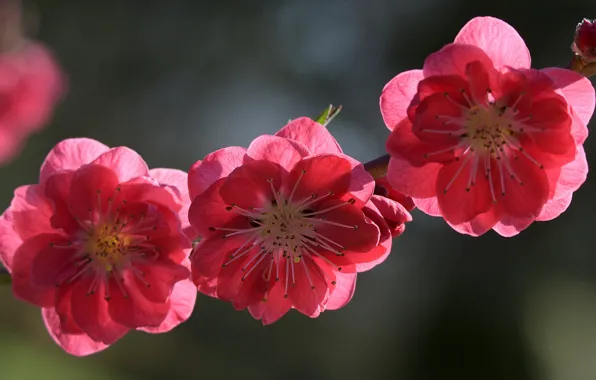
[[447, 207, 501, 236], [423, 43, 494, 79], [325, 271, 357, 311], [336, 154, 375, 208], [380, 69, 425, 131], [149, 168, 194, 238], [11, 185, 54, 240], [135, 259, 190, 304], [288, 256, 327, 317], [0, 209, 21, 271], [413, 197, 442, 216], [219, 160, 284, 210], [11, 234, 58, 307], [248, 281, 291, 325], [492, 214, 536, 237], [39, 138, 109, 183], [436, 158, 492, 225], [42, 308, 110, 357], [453, 16, 531, 69], [275, 117, 343, 154], [67, 164, 120, 221], [287, 154, 352, 204], [188, 146, 247, 200], [69, 279, 129, 345], [387, 156, 442, 198], [91, 147, 149, 182], [541, 67, 595, 127], [246, 135, 309, 171], [312, 200, 380, 253], [188, 178, 246, 239], [138, 277, 197, 334], [107, 270, 170, 328]]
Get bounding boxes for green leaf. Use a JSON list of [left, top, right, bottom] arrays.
[[314, 104, 342, 127]]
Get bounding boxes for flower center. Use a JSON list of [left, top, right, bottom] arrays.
[[420, 88, 544, 202], [49, 186, 160, 299], [88, 224, 129, 272], [212, 172, 358, 298]]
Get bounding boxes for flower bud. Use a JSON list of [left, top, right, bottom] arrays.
[[572, 18, 596, 63]]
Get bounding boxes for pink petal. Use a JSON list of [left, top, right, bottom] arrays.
[[69, 279, 129, 344], [216, 255, 267, 310], [190, 233, 244, 280], [135, 259, 190, 303], [423, 43, 494, 79], [246, 135, 310, 171], [219, 160, 284, 210], [107, 270, 170, 328], [492, 214, 536, 237], [413, 197, 442, 217], [325, 272, 357, 310], [541, 67, 595, 128], [536, 194, 573, 222], [536, 146, 587, 222], [447, 208, 501, 236], [11, 185, 55, 240], [138, 277, 197, 334], [287, 154, 352, 204], [67, 164, 119, 221], [288, 257, 327, 317], [91, 147, 149, 182], [549, 145, 588, 200], [386, 118, 457, 167], [336, 153, 375, 208], [313, 200, 380, 253], [453, 16, 531, 69], [248, 281, 292, 325], [30, 238, 79, 287], [275, 117, 343, 154], [387, 156, 442, 198], [436, 159, 493, 225], [380, 69, 425, 131], [188, 178, 243, 238], [42, 308, 110, 357], [499, 155, 549, 219], [11, 234, 59, 307], [188, 146, 247, 200], [39, 138, 109, 184], [149, 168, 190, 222], [0, 209, 21, 271], [44, 171, 79, 234], [370, 194, 412, 224], [355, 198, 393, 271]]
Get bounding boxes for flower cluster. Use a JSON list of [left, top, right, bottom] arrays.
[[0, 16, 593, 357]]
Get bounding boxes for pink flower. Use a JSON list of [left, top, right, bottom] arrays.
[[373, 176, 414, 237], [188, 117, 391, 324], [573, 18, 596, 63], [380, 17, 595, 236], [0, 138, 196, 356], [0, 42, 64, 163]]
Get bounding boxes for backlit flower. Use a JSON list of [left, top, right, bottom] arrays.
[[0, 42, 64, 163], [573, 18, 596, 63], [380, 17, 595, 236], [0, 138, 196, 356], [188, 117, 391, 324]]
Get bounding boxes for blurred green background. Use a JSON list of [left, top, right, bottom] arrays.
[[1, 1, 596, 379]]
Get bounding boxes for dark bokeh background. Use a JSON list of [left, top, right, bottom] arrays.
[[1, 1, 595, 379]]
